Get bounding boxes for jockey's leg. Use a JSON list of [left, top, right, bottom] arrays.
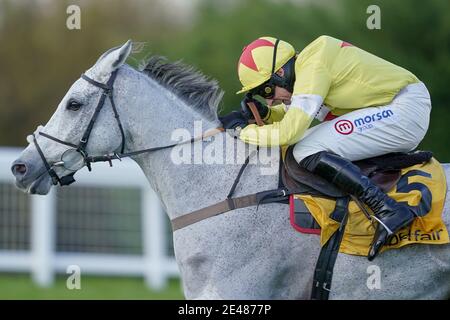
[[300, 151, 417, 260], [293, 82, 431, 260]]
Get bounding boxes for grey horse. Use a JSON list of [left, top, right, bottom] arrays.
[[11, 41, 450, 299]]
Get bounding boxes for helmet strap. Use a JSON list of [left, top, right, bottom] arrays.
[[271, 39, 280, 74], [269, 39, 296, 93]]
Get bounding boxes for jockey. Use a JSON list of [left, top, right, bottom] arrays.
[[220, 35, 431, 260]]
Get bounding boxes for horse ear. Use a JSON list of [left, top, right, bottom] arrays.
[[93, 40, 133, 77], [111, 40, 133, 69]]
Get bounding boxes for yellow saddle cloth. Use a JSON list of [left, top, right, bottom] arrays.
[[295, 158, 449, 256]]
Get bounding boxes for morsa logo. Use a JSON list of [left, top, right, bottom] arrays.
[[335, 109, 394, 135]]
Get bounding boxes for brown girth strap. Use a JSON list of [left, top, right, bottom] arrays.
[[171, 193, 258, 231], [170, 188, 292, 231]]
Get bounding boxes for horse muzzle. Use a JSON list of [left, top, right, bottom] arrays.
[[11, 158, 53, 194]]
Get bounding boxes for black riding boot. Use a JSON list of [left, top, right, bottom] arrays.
[[300, 151, 416, 260]]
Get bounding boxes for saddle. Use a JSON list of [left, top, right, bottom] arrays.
[[281, 145, 433, 198], [282, 145, 436, 239]]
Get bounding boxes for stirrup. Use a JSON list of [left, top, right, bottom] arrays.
[[351, 195, 377, 230], [371, 215, 394, 235]]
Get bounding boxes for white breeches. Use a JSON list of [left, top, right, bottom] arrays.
[[293, 82, 431, 162]]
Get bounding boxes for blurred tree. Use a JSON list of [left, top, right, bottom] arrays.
[[0, 0, 448, 160], [0, 0, 178, 146]]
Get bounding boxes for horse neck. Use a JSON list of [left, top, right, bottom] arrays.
[[115, 68, 279, 220]]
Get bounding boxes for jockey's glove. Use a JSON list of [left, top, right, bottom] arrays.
[[219, 111, 248, 136], [240, 94, 269, 121]]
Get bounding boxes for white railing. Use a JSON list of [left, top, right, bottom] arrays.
[[0, 147, 179, 289]]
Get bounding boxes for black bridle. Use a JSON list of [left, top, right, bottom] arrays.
[[32, 70, 222, 186]]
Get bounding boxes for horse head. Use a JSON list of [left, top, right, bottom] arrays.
[[11, 41, 133, 194]]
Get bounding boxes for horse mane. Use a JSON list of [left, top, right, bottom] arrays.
[[142, 56, 224, 121]]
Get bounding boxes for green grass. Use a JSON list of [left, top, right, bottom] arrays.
[[0, 274, 184, 300]]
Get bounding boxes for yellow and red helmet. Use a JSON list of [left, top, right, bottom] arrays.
[[236, 36, 296, 94]]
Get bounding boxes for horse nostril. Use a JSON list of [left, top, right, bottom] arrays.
[[12, 163, 27, 176]]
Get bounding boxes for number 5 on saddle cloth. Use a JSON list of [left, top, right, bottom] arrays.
[[282, 146, 449, 256]]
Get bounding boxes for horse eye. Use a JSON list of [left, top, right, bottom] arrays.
[[67, 99, 83, 111]]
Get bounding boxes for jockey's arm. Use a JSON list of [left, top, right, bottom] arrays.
[[239, 94, 324, 146], [263, 104, 287, 124]]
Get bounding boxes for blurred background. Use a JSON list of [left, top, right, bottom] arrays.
[[0, 0, 449, 299]]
